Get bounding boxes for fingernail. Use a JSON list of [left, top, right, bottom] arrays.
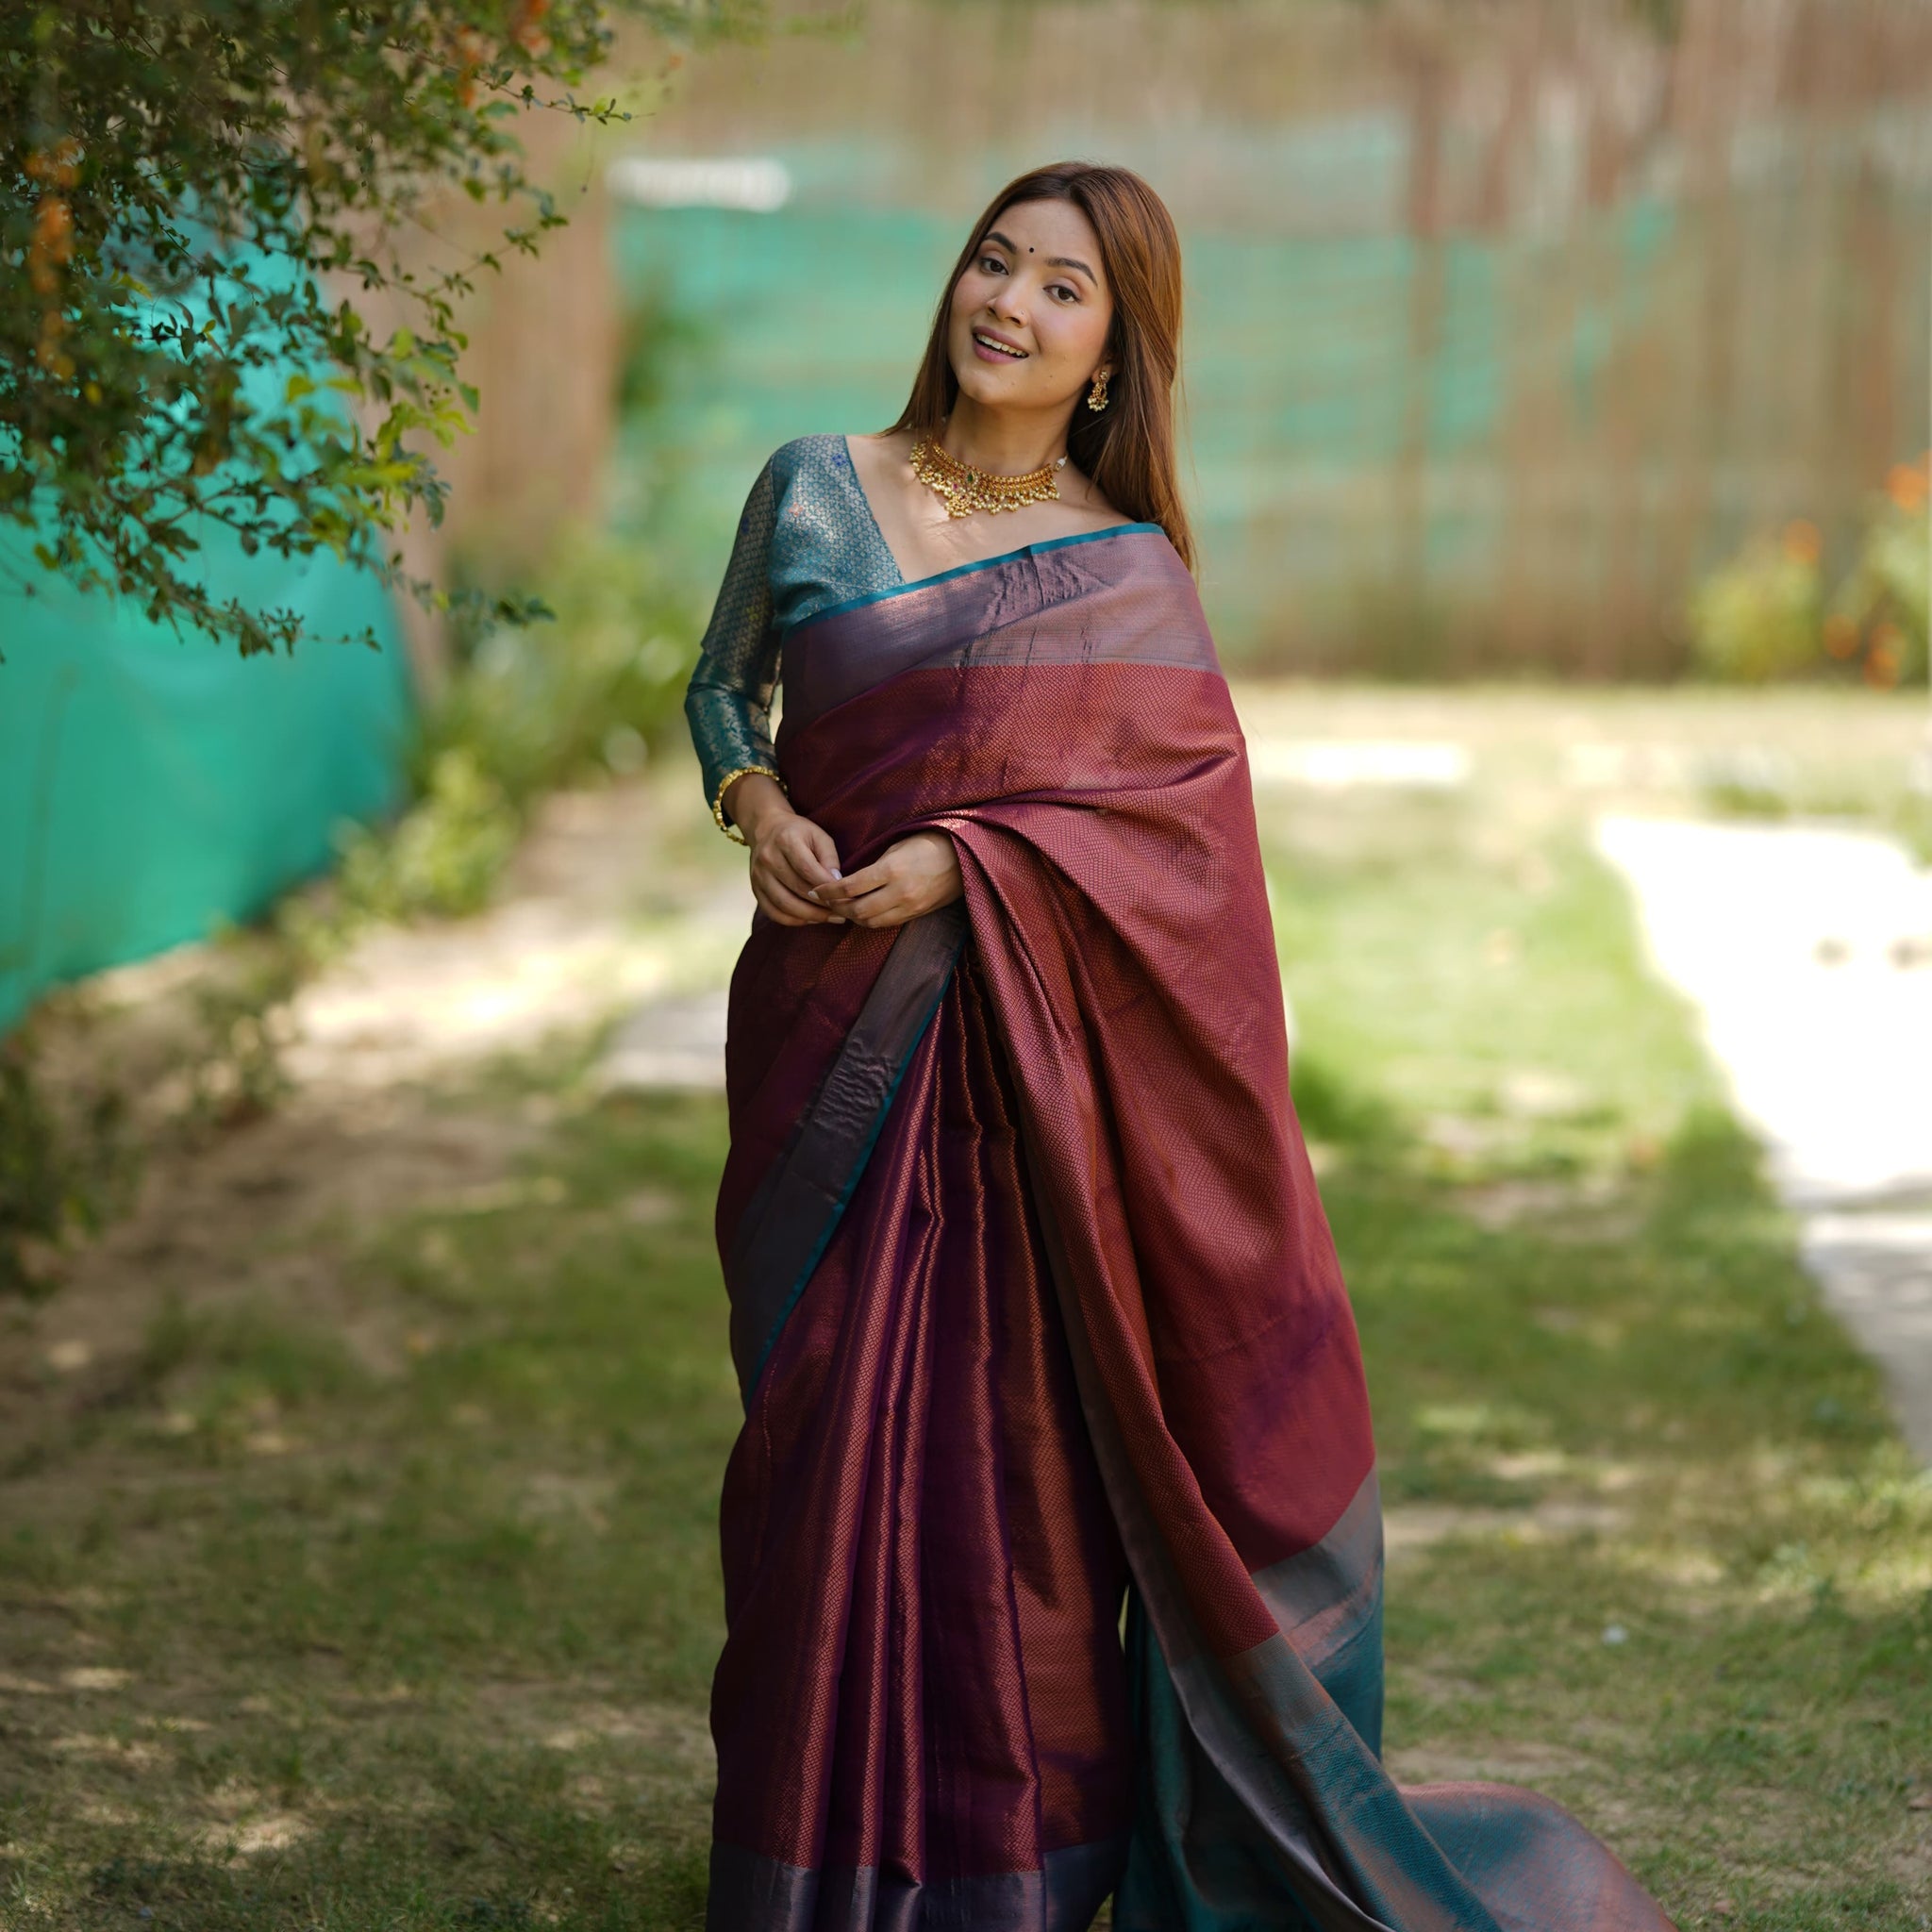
[[829, 869, 842, 880]]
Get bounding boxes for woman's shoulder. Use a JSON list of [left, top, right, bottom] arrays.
[[765, 431, 862, 484]]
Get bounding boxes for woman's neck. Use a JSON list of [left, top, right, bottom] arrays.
[[941, 397, 1071, 476]]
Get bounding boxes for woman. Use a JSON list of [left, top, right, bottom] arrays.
[[683, 162, 1677, 1932]]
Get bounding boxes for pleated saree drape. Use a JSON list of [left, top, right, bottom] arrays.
[[704, 523, 1678, 1932]]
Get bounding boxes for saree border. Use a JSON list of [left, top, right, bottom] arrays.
[[774, 530, 1216, 748], [780, 520, 1166, 642], [724, 901, 970, 1405], [996, 1037, 1498, 1932], [708, 1833, 1130, 1932]]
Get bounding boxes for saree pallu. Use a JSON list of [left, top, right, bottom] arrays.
[[707, 524, 1677, 1932]]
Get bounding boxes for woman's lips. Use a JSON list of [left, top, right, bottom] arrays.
[[971, 329, 1028, 362]]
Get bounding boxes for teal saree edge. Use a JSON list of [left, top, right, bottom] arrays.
[[728, 903, 972, 1409], [743, 946, 960, 1404], [779, 521, 1167, 641]]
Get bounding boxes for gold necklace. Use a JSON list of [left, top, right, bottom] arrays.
[[908, 432, 1069, 519]]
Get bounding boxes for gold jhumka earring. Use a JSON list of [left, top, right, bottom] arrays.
[[1086, 368, 1111, 412]]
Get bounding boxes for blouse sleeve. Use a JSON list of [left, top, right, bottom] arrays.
[[683, 455, 785, 841]]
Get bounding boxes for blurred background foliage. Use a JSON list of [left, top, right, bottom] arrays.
[[1689, 460, 1931, 686], [329, 518, 698, 931], [0, 0, 769, 657]]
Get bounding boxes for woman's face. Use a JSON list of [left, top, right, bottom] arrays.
[[946, 198, 1114, 421]]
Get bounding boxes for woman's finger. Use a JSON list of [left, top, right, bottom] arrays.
[[815, 855, 894, 907], [792, 821, 843, 890], [758, 872, 842, 924], [842, 881, 911, 926], [768, 843, 840, 908], [784, 829, 841, 892]]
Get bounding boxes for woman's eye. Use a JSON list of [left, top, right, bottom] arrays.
[[979, 253, 1006, 274], [1050, 283, 1078, 303]]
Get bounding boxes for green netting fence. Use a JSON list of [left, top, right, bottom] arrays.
[[0, 541, 412, 1038]]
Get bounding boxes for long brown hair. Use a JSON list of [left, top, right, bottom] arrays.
[[886, 161, 1195, 575]]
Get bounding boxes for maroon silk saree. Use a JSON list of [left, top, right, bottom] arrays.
[[707, 523, 1677, 1932]]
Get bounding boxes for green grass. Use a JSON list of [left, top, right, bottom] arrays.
[[1261, 782, 1932, 1926], [0, 1086, 739, 1929], [5, 741, 1932, 1927]]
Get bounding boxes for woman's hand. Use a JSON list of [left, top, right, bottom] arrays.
[[811, 830, 962, 930], [726, 774, 846, 927]]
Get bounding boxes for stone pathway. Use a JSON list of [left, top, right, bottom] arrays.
[[286, 784, 752, 1092], [596, 988, 730, 1091], [1594, 814, 1932, 1457]]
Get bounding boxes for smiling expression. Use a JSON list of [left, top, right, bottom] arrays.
[[947, 198, 1114, 415]]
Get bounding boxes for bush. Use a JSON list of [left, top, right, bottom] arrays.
[[1687, 522, 1824, 683], [1688, 458, 1930, 687], [313, 519, 700, 932], [333, 745, 522, 925], [0, 1017, 135, 1298], [1828, 462, 1931, 691], [427, 522, 697, 818]]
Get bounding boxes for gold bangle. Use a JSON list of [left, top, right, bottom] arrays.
[[712, 764, 785, 845]]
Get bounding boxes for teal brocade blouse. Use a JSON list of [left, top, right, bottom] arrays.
[[682, 433, 906, 835]]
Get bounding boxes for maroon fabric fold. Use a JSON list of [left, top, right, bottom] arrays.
[[702, 530, 1676, 1932], [710, 914, 1136, 1910]]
